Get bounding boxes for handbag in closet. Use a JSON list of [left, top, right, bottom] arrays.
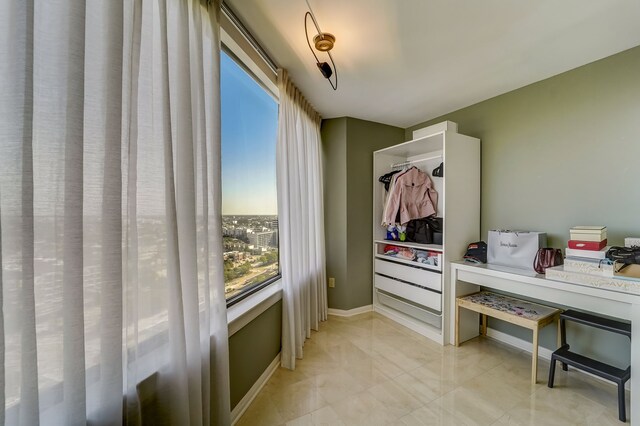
[[406, 216, 443, 245], [406, 219, 433, 244]]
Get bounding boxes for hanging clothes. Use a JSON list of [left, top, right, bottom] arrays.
[[381, 167, 411, 223], [382, 167, 438, 225], [378, 170, 402, 192]]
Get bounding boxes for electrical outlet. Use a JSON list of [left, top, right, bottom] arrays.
[[328, 277, 335, 288]]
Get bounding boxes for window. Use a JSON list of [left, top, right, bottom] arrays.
[[220, 49, 280, 303]]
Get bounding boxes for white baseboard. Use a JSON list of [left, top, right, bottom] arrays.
[[486, 327, 630, 391], [328, 304, 373, 317], [231, 353, 281, 425]]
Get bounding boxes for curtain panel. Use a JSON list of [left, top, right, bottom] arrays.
[[0, 0, 230, 424], [276, 69, 328, 370]]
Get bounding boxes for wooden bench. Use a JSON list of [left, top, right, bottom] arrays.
[[455, 291, 561, 384]]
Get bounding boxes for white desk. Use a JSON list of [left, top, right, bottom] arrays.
[[450, 261, 640, 425]]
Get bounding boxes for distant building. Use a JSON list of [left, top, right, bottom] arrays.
[[269, 219, 278, 230], [248, 230, 276, 249], [223, 225, 247, 239]]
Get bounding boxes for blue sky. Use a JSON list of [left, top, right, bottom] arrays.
[[221, 52, 278, 215]]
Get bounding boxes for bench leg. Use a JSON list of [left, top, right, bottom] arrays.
[[548, 356, 556, 388], [481, 314, 487, 336], [618, 382, 626, 422], [532, 326, 539, 385], [455, 301, 460, 347], [559, 317, 568, 371]]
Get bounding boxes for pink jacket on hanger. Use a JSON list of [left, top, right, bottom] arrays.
[[382, 168, 437, 225]]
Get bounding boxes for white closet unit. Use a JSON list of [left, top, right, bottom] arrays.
[[372, 121, 480, 344]]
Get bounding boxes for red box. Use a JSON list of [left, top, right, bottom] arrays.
[[567, 239, 608, 251]]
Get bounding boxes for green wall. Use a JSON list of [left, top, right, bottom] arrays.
[[406, 45, 640, 366], [229, 300, 282, 409], [321, 118, 349, 309], [321, 117, 405, 310], [406, 45, 640, 248]]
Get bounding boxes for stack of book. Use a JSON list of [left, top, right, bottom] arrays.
[[566, 226, 608, 261]]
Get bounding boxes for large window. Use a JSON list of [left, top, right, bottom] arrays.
[[220, 49, 279, 302]]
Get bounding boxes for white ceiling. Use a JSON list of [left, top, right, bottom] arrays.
[[226, 0, 640, 128]]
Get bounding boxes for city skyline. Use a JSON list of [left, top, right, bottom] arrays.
[[221, 51, 278, 216]]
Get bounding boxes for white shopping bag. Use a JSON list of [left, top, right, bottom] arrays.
[[487, 230, 547, 271]]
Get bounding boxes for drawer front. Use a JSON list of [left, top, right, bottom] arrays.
[[374, 258, 442, 292], [374, 274, 441, 312], [376, 290, 442, 329]]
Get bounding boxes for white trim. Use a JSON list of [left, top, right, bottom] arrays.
[[220, 28, 279, 99], [328, 305, 373, 317], [486, 326, 631, 391], [227, 280, 283, 336], [231, 353, 281, 425]]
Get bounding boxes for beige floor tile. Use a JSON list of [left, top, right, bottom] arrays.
[[349, 333, 405, 358], [485, 364, 541, 395], [399, 404, 468, 426], [431, 386, 512, 426], [549, 367, 630, 415], [285, 405, 345, 426], [448, 338, 519, 372], [304, 330, 350, 351], [313, 369, 366, 405], [267, 377, 328, 422], [294, 347, 340, 377], [325, 341, 372, 369], [262, 366, 310, 394], [503, 384, 609, 425], [237, 314, 627, 426], [284, 414, 313, 426], [366, 378, 424, 419], [373, 340, 433, 372], [403, 365, 460, 397], [392, 371, 441, 405], [459, 369, 530, 412], [235, 391, 284, 426], [340, 353, 399, 388], [330, 391, 404, 426], [416, 354, 485, 388], [583, 409, 629, 426]]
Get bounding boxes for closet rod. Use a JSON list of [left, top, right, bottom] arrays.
[[390, 154, 442, 169]]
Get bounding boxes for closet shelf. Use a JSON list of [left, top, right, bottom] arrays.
[[374, 254, 441, 272], [374, 239, 444, 252], [373, 121, 480, 345]]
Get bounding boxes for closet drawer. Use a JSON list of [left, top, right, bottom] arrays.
[[376, 290, 442, 329], [374, 274, 441, 312], [374, 258, 442, 292]]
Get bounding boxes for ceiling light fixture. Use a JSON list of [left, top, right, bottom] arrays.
[[304, 0, 338, 90]]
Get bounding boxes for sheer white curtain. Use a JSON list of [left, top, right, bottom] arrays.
[[276, 70, 327, 370], [0, 0, 230, 425]]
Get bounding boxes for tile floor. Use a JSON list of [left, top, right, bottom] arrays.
[[236, 312, 629, 425]]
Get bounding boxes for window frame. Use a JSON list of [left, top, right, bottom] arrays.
[[220, 29, 281, 307]]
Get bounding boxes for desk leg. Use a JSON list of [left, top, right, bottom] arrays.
[[532, 325, 539, 385], [455, 301, 460, 347], [556, 315, 561, 349], [631, 303, 640, 425]]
